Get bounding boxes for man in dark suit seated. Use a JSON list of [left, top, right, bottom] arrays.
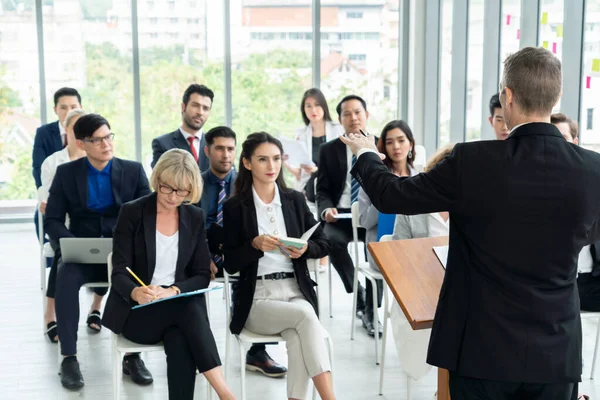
[[32, 87, 82, 240], [487, 93, 510, 140], [45, 114, 153, 390], [199, 126, 287, 378], [317, 94, 382, 337], [151, 84, 213, 172], [342, 47, 597, 399]]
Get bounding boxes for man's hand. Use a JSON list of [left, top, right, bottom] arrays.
[[210, 261, 218, 280], [252, 235, 280, 252], [282, 243, 308, 259], [324, 208, 338, 223], [151, 285, 178, 300], [339, 132, 385, 159]]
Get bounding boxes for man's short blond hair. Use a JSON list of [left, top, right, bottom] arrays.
[[64, 109, 87, 128], [150, 149, 203, 204], [424, 143, 456, 173], [500, 47, 562, 115]]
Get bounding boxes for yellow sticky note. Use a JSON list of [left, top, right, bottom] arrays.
[[541, 11, 548, 25], [593, 59, 600, 73], [542, 40, 549, 49], [556, 25, 563, 37]]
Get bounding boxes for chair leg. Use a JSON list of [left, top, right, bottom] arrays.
[[112, 337, 120, 399], [314, 260, 320, 316], [328, 261, 333, 318], [350, 242, 360, 340], [206, 291, 211, 319], [370, 276, 380, 365], [591, 317, 600, 379], [379, 287, 389, 395], [407, 374, 412, 400], [239, 338, 246, 400]]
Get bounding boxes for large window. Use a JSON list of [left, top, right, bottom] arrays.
[[231, 0, 311, 143], [138, 0, 225, 170], [580, 0, 600, 149], [320, 1, 399, 135], [0, 2, 41, 200], [500, 0, 521, 78], [538, 0, 564, 111], [438, 0, 453, 146], [466, 0, 484, 141]]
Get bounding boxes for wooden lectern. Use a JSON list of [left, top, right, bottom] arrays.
[[368, 236, 450, 400]]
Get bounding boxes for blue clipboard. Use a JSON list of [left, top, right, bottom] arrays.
[[132, 284, 223, 309]]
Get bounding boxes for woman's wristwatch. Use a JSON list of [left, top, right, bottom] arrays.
[[170, 285, 181, 295]]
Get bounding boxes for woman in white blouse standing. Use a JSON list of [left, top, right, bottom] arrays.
[[388, 143, 454, 386], [38, 109, 97, 342], [357, 120, 418, 336], [223, 132, 334, 400]]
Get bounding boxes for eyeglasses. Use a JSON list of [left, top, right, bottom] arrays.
[[159, 184, 191, 198], [82, 133, 115, 146]]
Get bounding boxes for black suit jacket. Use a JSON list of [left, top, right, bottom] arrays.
[[352, 123, 600, 383], [316, 136, 377, 218], [151, 129, 209, 172], [102, 193, 212, 333], [32, 121, 62, 188], [44, 157, 150, 241], [222, 188, 329, 335]]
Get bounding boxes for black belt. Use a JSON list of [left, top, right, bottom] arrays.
[[259, 272, 295, 280]]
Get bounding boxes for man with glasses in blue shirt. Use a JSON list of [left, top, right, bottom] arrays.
[[45, 114, 152, 390]]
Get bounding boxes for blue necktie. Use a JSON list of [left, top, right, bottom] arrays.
[[212, 180, 226, 265], [351, 154, 359, 204]]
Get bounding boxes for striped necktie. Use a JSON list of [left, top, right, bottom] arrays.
[[351, 154, 359, 204], [212, 180, 226, 265]]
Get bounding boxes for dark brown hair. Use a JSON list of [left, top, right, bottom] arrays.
[[377, 120, 416, 170], [300, 88, 333, 126], [550, 112, 579, 140]]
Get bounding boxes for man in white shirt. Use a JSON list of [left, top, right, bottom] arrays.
[[151, 84, 213, 171]]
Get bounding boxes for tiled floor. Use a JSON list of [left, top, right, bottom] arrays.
[[0, 222, 599, 399]]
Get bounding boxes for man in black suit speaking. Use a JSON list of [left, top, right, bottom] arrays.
[[341, 47, 599, 399], [151, 84, 213, 171]]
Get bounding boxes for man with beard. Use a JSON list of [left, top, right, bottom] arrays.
[[151, 84, 213, 171]]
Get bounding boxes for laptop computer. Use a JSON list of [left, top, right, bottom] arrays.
[[59, 238, 113, 264]]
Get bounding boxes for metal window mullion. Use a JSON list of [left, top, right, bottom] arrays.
[[449, 0, 469, 143], [35, 0, 47, 125], [131, 0, 142, 162], [224, 0, 232, 127], [423, 0, 442, 153], [312, 0, 321, 89], [480, 0, 502, 140], [520, 0, 541, 48], [398, 0, 410, 120], [561, 0, 586, 127]]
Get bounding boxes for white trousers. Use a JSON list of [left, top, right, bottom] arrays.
[[245, 278, 331, 399]]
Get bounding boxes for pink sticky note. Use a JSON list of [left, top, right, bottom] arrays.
[[552, 42, 557, 54], [517, 29, 520, 40], [506, 14, 511, 25], [586, 76, 592, 89]]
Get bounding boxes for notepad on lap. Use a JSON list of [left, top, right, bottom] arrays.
[[433, 246, 449, 269], [132, 283, 223, 309], [277, 222, 321, 249]]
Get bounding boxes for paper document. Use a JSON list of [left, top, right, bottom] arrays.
[[132, 283, 223, 309], [433, 246, 448, 269], [334, 213, 352, 219], [277, 222, 321, 249], [279, 136, 314, 167]]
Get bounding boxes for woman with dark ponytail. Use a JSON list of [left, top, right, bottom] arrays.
[[223, 132, 335, 400]]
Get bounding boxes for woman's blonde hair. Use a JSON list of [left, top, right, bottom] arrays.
[[424, 143, 456, 172], [150, 149, 203, 204], [64, 109, 87, 128]]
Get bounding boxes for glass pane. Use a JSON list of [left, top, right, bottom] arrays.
[[320, 1, 399, 135], [0, 1, 41, 200], [538, 0, 564, 111], [439, 0, 453, 146], [466, 0, 484, 141], [231, 0, 312, 144], [500, 0, 521, 79], [42, 0, 135, 163], [580, 0, 600, 149], [138, 1, 225, 171]]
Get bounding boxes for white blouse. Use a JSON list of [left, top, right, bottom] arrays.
[[427, 212, 450, 238], [252, 185, 294, 277], [38, 147, 71, 202], [151, 230, 179, 286]]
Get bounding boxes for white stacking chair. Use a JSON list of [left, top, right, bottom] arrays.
[[235, 327, 334, 400], [312, 177, 334, 318], [349, 202, 389, 365], [582, 311, 600, 379], [107, 253, 213, 399], [37, 204, 55, 332]]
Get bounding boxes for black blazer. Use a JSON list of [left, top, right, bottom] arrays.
[[222, 188, 329, 335], [352, 123, 600, 383], [102, 193, 212, 334], [44, 157, 150, 241], [32, 121, 62, 188], [151, 129, 209, 172], [316, 136, 377, 218]]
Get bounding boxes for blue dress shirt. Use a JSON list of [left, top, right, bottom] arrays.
[[86, 159, 115, 213], [202, 169, 235, 229]]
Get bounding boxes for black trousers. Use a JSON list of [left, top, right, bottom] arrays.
[[55, 261, 109, 355], [323, 216, 382, 308], [449, 372, 578, 400], [122, 295, 221, 400], [578, 273, 600, 311]]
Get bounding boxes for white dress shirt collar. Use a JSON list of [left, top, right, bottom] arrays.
[[179, 125, 203, 139], [252, 184, 282, 208]]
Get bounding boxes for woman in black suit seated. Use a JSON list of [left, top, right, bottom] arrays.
[[103, 149, 234, 400], [223, 132, 335, 400]]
